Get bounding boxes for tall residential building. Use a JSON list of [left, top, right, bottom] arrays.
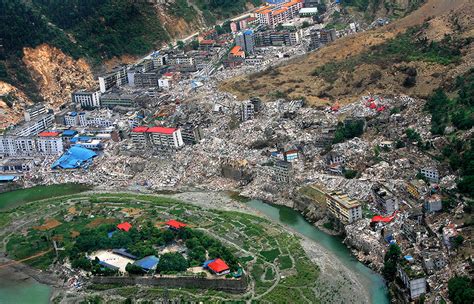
[[98, 66, 128, 93], [24, 104, 48, 122], [255, 0, 303, 28], [241, 101, 255, 121], [0, 134, 63, 157], [235, 29, 255, 54], [100, 93, 137, 108], [326, 191, 362, 224], [36, 132, 64, 156], [72, 91, 101, 108], [11, 113, 54, 137], [371, 184, 399, 215], [130, 126, 184, 150]]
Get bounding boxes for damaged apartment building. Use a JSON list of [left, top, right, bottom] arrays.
[[130, 126, 184, 152], [371, 184, 399, 215]]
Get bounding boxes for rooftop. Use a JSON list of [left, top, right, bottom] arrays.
[[146, 127, 177, 135], [328, 192, 361, 209]]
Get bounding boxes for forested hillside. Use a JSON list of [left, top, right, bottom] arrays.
[[0, 0, 256, 111]]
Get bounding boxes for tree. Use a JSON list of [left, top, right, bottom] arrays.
[[448, 276, 474, 304], [156, 253, 188, 273], [382, 244, 401, 281], [125, 263, 144, 275], [406, 128, 421, 142], [176, 40, 185, 49]]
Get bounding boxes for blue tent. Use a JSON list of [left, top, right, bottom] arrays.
[[51, 145, 97, 169], [134, 255, 160, 271]]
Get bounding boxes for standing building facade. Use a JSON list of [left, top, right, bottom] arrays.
[[326, 191, 362, 224]]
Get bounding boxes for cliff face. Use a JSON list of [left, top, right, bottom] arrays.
[[22, 44, 96, 110], [0, 82, 32, 129]]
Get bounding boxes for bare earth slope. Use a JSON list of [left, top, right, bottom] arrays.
[[220, 0, 472, 105]]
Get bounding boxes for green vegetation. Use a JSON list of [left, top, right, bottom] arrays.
[[260, 248, 280, 262], [425, 70, 474, 135], [312, 25, 465, 83], [4, 191, 322, 301], [343, 169, 358, 179], [448, 276, 474, 304], [333, 119, 365, 144], [382, 243, 401, 281], [439, 136, 474, 197], [157, 252, 189, 273], [194, 0, 262, 19], [169, 0, 198, 23], [0, 183, 91, 211]]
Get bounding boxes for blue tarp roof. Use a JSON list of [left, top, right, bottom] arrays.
[[62, 130, 77, 136], [69, 112, 77, 116], [0, 175, 17, 181], [51, 145, 97, 169], [134, 255, 159, 271]]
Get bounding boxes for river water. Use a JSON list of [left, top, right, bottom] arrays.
[[247, 199, 389, 304], [0, 278, 51, 304]]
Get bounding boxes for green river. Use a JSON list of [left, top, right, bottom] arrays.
[[0, 185, 388, 303]]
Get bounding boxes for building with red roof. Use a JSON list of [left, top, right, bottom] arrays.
[[229, 46, 245, 58], [130, 126, 184, 149], [207, 258, 230, 275], [38, 131, 61, 137], [117, 222, 132, 232], [165, 219, 187, 230]]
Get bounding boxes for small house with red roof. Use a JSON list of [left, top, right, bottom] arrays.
[[206, 258, 230, 275], [117, 222, 132, 232], [165, 220, 187, 230]]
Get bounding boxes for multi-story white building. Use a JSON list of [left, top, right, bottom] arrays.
[[12, 113, 54, 137], [326, 191, 362, 224], [24, 104, 48, 122], [167, 55, 195, 66], [72, 91, 101, 108], [130, 126, 184, 150], [254, 0, 303, 28], [36, 132, 64, 156], [98, 66, 128, 93], [64, 112, 80, 126], [0, 134, 63, 157], [147, 127, 184, 149], [420, 167, 439, 183]]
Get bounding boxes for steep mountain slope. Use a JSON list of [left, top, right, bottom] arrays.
[[220, 0, 472, 105], [0, 0, 258, 128]]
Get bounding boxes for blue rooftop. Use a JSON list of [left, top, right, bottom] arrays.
[[134, 255, 159, 271], [69, 112, 77, 116], [62, 130, 78, 137], [244, 29, 253, 35], [202, 259, 215, 268], [51, 145, 97, 169], [0, 175, 17, 182]]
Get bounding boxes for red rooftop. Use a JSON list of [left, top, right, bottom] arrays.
[[165, 219, 187, 230], [146, 127, 177, 135], [117, 222, 132, 232], [207, 258, 230, 275], [38, 131, 61, 137]]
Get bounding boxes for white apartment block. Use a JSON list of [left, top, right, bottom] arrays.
[[72, 91, 101, 108], [36, 136, 64, 156], [12, 113, 54, 137], [326, 191, 363, 224]]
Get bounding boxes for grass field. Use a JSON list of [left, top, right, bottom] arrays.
[[0, 183, 91, 211]]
